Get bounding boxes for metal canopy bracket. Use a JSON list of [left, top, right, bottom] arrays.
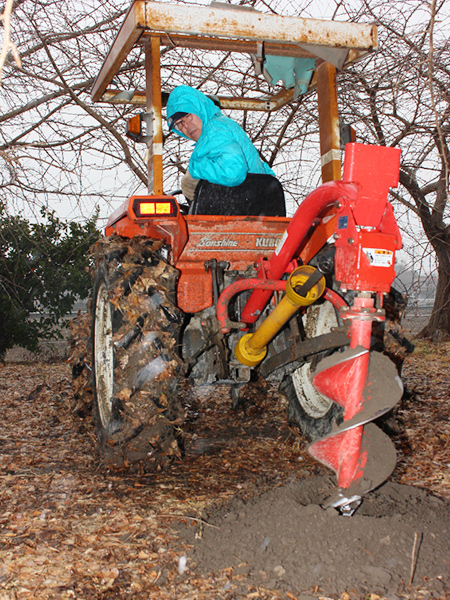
[[299, 43, 350, 70]]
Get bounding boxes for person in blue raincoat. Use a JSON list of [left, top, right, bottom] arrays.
[[167, 85, 276, 202]]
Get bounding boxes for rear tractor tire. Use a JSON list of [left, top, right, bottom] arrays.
[[91, 236, 185, 468], [280, 300, 344, 441]]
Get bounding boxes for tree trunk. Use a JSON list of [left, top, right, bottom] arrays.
[[418, 237, 450, 340], [398, 168, 450, 341]]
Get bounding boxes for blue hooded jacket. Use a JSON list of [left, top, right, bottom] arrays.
[[166, 86, 275, 187]]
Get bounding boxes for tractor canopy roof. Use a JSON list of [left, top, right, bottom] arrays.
[[91, 1, 377, 193], [91, 0, 376, 110]]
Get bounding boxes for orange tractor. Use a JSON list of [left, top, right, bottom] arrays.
[[75, 1, 410, 515]]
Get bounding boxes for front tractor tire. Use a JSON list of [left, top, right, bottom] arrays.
[[91, 237, 185, 469]]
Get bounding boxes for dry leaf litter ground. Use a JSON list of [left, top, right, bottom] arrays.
[[0, 336, 449, 600]]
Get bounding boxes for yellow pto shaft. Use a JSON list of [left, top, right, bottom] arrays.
[[234, 265, 326, 367]]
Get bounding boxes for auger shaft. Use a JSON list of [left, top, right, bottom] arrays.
[[334, 296, 374, 493]]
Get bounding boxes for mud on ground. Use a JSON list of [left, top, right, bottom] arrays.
[[0, 341, 449, 599]]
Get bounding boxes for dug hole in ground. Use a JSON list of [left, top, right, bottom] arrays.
[[1, 319, 449, 599]]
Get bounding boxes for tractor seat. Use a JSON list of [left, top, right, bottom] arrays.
[[189, 173, 286, 217]]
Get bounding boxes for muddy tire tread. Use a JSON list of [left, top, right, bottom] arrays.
[[91, 236, 185, 468]]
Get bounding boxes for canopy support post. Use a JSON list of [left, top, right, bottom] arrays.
[[317, 61, 341, 183], [145, 36, 163, 194]]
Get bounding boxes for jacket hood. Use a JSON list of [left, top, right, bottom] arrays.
[[166, 86, 221, 139]]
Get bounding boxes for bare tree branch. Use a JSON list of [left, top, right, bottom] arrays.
[[427, 0, 450, 216], [0, 0, 21, 83]]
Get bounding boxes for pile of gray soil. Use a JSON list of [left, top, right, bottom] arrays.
[[182, 476, 449, 597]]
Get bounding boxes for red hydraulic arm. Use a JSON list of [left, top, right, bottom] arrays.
[[240, 180, 358, 324]]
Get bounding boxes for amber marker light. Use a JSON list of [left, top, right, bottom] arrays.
[[140, 202, 156, 215], [126, 114, 142, 141], [156, 202, 173, 214], [132, 197, 177, 218]]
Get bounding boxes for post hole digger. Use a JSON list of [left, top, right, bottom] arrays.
[[219, 143, 405, 515], [70, 1, 411, 515]]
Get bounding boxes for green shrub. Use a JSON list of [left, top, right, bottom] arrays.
[[0, 206, 99, 356]]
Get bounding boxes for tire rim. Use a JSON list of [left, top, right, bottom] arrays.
[[292, 363, 333, 418], [292, 302, 338, 418], [94, 281, 114, 427]]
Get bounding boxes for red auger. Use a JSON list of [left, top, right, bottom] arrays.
[[309, 144, 404, 514]]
